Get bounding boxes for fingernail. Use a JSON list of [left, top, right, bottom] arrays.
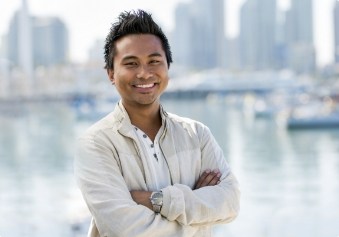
[[217, 173, 221, 178], [205, 169, 211, 173], [213, 169, 219, 173]]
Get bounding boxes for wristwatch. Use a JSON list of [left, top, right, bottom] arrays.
[[150, 191, 163, 214]]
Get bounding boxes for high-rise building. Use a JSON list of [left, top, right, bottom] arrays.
[[172, 2, 193, 69], [172, 0, 225, 70], [7, 1, 68, 69], [191, 0, 225, 69], [334, 1, 339, 64], [239, 0, 257, 70], [8, 11, 21, 68], [239, 0, 277, 70], [0, 35, 7, 59], [7, 0, 33, 77], [285, 0, 315, 73], [32, 17, 68, 67]]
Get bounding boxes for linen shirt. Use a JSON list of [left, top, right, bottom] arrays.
[[74, 101, 240, 237]]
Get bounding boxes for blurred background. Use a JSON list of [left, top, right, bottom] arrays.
[[1, 0, 339, 236]]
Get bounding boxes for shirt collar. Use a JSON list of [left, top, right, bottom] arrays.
[[114, 100, 168, 134]]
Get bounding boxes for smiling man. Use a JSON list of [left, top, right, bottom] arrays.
[[74, 10, 240, 237]]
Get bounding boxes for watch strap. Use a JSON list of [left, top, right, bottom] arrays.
[[150, 191, 163, 214]]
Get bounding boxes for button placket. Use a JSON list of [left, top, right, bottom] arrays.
[[134, 126, 160, 162]]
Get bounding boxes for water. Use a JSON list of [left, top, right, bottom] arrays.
[[0, 99, 339, 237]]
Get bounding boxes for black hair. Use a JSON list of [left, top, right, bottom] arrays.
[[104, 9, 173, 69]]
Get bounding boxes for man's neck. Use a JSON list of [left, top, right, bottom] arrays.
[[123, 102, 162, 141]]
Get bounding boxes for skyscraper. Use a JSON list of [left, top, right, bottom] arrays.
[[172, 0, 225, 70], [7, 1, 68, 69], [172, 2, 193, 69], [239, 0, 257, 70], [7, 0, 33, 78], [334, 1, 339, 64], [191, 0, 225, 69], [239, 0, 277, 70], [32, 17, 68, 67], [285, 0, 315, 73]]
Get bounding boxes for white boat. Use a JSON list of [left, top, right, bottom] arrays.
[[287, 113, 339, 129], [286, 99, 339, 129]]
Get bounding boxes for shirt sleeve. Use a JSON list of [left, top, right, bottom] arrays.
[[160, 125, 240, 226], [74, 135, 197, 237]]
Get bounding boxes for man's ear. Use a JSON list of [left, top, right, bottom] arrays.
[[107, 69, 115, 84]]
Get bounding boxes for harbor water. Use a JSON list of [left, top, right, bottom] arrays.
[[0, 98, 338, 237]]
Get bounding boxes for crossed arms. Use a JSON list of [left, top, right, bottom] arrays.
[[131, 169, 222, 211]]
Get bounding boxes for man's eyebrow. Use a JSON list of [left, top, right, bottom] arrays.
[[149, 52, 163, 57], [121, 53, 162, 61], [121, 55, 138, 61]]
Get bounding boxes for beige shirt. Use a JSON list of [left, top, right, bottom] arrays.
[[74, 102, 240, 237]]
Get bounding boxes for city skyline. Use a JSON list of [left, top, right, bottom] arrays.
[[0, 0, 337, 67]]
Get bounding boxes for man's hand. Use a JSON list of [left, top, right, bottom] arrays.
[[194, 169, 221, 189], [130, 191, 153, 210]]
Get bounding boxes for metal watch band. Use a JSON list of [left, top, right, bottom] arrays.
[[150, 191, 163, 214], [152, 204, 162, 213]]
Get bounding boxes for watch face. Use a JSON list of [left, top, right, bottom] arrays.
[[151, 192, 163, 205]]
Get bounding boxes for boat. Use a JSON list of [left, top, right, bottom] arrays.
[[287, 113, 339, 129], [286, 99, 339, 129]]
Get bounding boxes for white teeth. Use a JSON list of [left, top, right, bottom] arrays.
[[135, 84, 154, 88]]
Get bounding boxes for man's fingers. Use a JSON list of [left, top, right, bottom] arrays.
[[194, 169, 211, 189], [195, 169, 221, 189], [208, 170, 221, 186], [201, 169, 220, 187]]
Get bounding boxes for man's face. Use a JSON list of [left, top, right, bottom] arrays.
[[108, 34, 169, 108]]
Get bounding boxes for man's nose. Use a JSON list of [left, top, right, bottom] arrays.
[[136, 65, 153, 79]]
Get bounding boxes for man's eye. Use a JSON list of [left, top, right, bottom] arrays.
[[125, 62, 137, 66], [150, 60, 160, 64], [125, 62, 138, 67]]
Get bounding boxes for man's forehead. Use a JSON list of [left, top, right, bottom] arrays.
[[114, 34, 165, 58], [121, 52, 162, 60]]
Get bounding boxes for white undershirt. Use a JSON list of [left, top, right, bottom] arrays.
[[133, 125, 171, 191]]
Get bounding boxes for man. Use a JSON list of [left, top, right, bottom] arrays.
[[74, 10, 240, 237]]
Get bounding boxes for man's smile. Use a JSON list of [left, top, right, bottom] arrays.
[[134, 83, 156, 88]]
